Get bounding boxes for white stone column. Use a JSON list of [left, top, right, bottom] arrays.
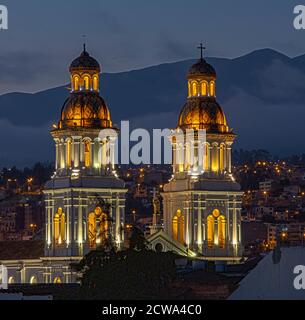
[[73, 137, 81, 168], [55, 140, 59, 170], [60, 140, 66, 169], [217, 146, 221, 174], [51, 204, 54, 246], [172, 143, 177, 173], [197, 207, 202, 248], [185, 142, 190, 172], [115, 197, 121, 244], [223, 145, 227, 172], [208, 145, 212, 173], [79, 139, 84, 168], [109, 137, 116, 171], [47, 200, 51, 245], [185, 199, 190, 247], [90, 141, 94, 169], [226, 144, 232, 173], [78, 196, 83, 244], [93, 139, 99, 169], [232, 199, 237, 245], [66, 197, 70, 246]]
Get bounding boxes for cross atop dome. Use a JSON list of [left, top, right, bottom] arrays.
[[197, 43, 206, 60]]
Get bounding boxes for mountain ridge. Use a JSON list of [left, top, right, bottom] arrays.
[[0, 48, 305, 166]]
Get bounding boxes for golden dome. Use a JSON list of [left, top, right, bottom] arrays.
[[58, 92, 112, 129], [178, 97, 229, 133]]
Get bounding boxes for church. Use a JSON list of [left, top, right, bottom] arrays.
[[0, 46, 127, 284], [0, 45, 243, 285], [147, 47, 243, 262]]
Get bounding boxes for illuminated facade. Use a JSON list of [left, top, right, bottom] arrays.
[[161, 55, 243, 261], [44, 45, 126, 258], [0, 46, 127, 284]]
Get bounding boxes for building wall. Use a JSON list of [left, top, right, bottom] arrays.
[[162, 189, 242, 259]]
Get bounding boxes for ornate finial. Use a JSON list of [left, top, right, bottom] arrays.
[[197, 43, 206, 60], [82, 35, 87, 52]]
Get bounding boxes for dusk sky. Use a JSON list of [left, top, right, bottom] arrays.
[[0, 0, 304, 93]]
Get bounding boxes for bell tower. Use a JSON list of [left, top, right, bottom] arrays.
[[44, 46, 127, 257], [162, 47, 243, 261]]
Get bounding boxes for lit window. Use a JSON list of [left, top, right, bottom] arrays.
[[219, 144, 224, 171], [83, 76, 90, 90], [207, 215, 214, 248], [204, 143, 209, 171], [88, 207, 108, 248], [210, 81, 215, 96], [66, 139, 72, 167], [54, 277, 62, 284], [54, 207, 65, 245], [218, 215, 226, 249], [172, 210, 185, 244], [201, 81, 207, 96], [74, 76, 79, 91], [192, 81, 198, 96], [84, 140, 91, 167], [93, 76, 99, 91]]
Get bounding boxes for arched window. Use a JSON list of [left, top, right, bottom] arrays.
[[172, 210, 185, 244], [84, 140, 91, 167], [54, 207, 65, 245], [192, 81, 198, 96], [188, 81, 191, 97], [83, 76, 90, 90], [219, 144, 224, 172], [204, 143, 209, 171], [8, 276, 15, 284], [207, 215, 214, 248], [93, 76, 99, 91], [218, 215, 226, 249], [73, 76, 79, 91], [30, 276, 37, 284], [66, 139, 72, 167], [201, 81, 208, 96], [54, 277, 62, 284], [207, 209, 223, 248], [88, 206, 109, 248], [211, 143, 219, 172], [210, 81, 215, 96]]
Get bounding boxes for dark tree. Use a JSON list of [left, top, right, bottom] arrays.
[[73, 228, 177, 299], [129, 225, 148, 251]]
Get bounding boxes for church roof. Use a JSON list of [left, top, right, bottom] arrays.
[[58, 92, 112, 129], [178, 97, 229, 133], [188, 58, 216, 77], [69, 46, 100, 72]]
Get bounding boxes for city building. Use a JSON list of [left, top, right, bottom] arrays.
[[267, 222, 305, 249]]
